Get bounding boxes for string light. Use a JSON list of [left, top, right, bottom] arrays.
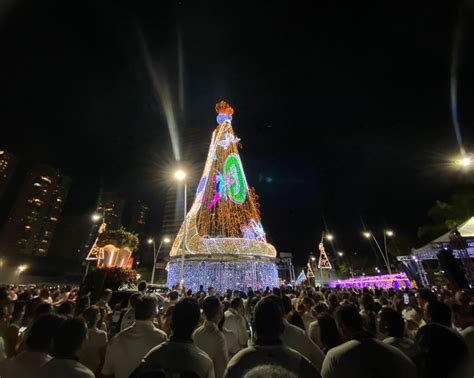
[[166, 259, 278, 293]]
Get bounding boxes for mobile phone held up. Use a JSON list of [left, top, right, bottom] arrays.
[[403, 293, 409, 305]]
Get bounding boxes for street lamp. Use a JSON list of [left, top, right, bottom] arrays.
[[337, 251, 344, 257], [455, 156, 472, 167], [91, 213, 101, 222], [362, 230, 392, 274], [325, 233, 334, 241], [150, 237, 171, 284], [174, 169, 187, 285], [17, 264, 28, 282]]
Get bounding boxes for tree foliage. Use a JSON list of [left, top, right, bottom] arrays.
[[97, 227, 139, 250], [417, 193, 474, 244], [387, 235, 416, 257]]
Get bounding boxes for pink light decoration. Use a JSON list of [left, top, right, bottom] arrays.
[[328, 272, 412, 289], [208, 173, 235, 209]]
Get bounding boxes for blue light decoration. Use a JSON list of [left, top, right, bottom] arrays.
[[217, 113, 232, 124], [240, 219, 266, 242], [217, 132, 241, 150], [207, 173, 235, 208], [166, 259, 278, 293], [196, 175, 208, 195]]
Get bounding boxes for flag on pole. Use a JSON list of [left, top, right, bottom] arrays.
[[295, 269, 307, 285]]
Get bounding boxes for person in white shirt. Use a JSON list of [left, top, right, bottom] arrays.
[[1, 313, 64, 378], [321, 304, 416, 378], [52, 287, 70, 307], [194, 296, 229, 378], [162, 290, 179, 312], [299, 297, 315, 331], [95, 288, 113, 314], [39, 318, 94, 378], [452, 303, 474, 374], [307, 303, 330, 348], [415, 323, 470, 378], [279, 295, 324, 372], [218, 318, 241, 357], [120, 292, 142, 331], [379, 307, 415, 358], [224, 295, 318, 378], [136, 297, 214, 378], [78, 305, 108, 374], [224, 297, 248, 348], [101, 294, 167, 378]]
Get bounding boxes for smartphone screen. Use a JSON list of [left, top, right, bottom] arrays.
[[403, 293, 409, 305]]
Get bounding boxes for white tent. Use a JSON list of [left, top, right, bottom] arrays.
[[411, 216, 474, 259]]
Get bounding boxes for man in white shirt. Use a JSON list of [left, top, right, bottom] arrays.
[[95, 288, 113, 314], [279, 292, 324, 371], [162, 290, 179, 312], [120, 292, 142, 331], [307, 303, 329, 348], [40, 318, 94, 378], [101, 295, 167, 378], [218, 315, 241, 358], [224, 297, 248, 348], [136, 297, 215, 378], [321, 305, 416, 378], [2, 313, 64, 378], [224, 295, 318, 378], [282, 318, 324, 370], [379, 307, 415, 358], [452, 303, 474, 373], [78, 305, 108, 374], [194, 296, 229, 378]]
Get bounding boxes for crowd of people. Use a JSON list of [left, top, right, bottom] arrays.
[[0, 281, 473, 377]]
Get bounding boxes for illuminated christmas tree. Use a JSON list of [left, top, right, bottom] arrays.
[[318, 242, 332, 270], [166, 101, 278, 292]]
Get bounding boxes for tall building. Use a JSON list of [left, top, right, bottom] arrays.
[[0, 165, 71, 257], [97, 192, 124, 230], [0, 150, 19, 200], [129, 200, 149, 235]]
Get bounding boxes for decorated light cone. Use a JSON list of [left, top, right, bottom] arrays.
[[167, 101, 278, 292]]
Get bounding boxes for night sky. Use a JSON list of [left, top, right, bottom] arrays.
[[1, 1, 474, 266]]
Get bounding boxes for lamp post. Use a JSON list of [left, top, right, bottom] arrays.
[[149, 237, 171, 284], [17, 264, 28, 282], [175, 169, 187, 285], [383, 230, 394, 274], [363, 231, 392, 274]]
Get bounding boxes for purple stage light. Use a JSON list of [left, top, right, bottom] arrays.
[[328, 272, 412, 289]]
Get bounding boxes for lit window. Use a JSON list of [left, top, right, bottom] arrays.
[[56, 198, 62, 203], [25, 225, 31, 230], [50, 217, 58, 222], [40, 176, 52, 184]]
